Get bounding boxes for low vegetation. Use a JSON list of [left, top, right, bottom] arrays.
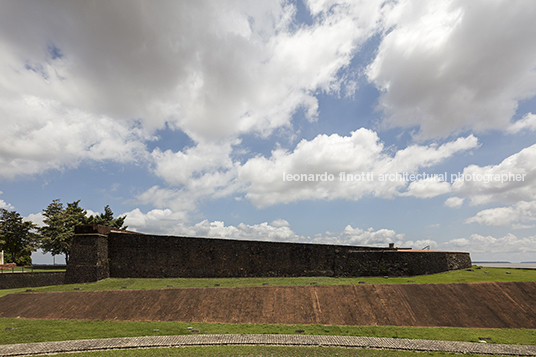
[[1, 318, 535, 346], [1, 266, 535, 299], [0, 199, 125, 266], [1, 266, 534, 348], [38, 346, 511, 357]]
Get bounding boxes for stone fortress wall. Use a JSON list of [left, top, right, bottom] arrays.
[[65, 225, 472, 284]]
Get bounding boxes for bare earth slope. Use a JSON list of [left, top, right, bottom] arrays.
[[0, 282, 535, 328]]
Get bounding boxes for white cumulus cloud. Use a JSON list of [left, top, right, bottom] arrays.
[[508, 113, 536, 134], [0, 1, 389, 179], [444, 196, 464, 209], [110, 207, 536, 262], [0, 96, 151, 179], [401, 177, 451, 198], [123, 208, 189, 234], [315, 225, 405, 246], [121, 208, 404, 247], [441, 233, 536, 262], [452, 143, 536, 206], [0, 191, 14, 210], [368, 0, 536, 139], [239, 129, 477, 207], [24, 212, 44, 227], [466, 200, 536, 227]]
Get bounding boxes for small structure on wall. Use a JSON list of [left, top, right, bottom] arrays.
[[65, 225, 472, 284]]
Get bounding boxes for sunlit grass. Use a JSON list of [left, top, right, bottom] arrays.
[[1, 266, 534, 347], [41, 345, 513, 357], [1, 266, 534, 298], [1, 319, 535, 346]]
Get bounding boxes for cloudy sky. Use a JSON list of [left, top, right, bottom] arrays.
[[1, 0, 536, 264]]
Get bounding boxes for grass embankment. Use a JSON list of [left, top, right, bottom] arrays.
[[1, 266, 535, 299], [1, 319, 535, 346], [1, 266, 535, 347], [39, 346, 510, 357]]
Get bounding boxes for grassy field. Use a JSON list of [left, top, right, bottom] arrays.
[[1, 266, 535, 348], [1, 266, 535, 299], [40, 346, 510, 357], [1, 319, 535, 345]]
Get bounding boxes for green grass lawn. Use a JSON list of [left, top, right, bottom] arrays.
[[1, 266, 535, 347], [1, 266, 535, 298], [40, 346, 511, 357], [1, 317, 535, 346]]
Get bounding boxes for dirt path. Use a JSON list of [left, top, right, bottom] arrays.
[[1, 281, 535, 328]]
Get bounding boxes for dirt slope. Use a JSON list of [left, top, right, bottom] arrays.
[[0, 282, 535, 328]]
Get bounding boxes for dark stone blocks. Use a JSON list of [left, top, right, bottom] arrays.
[[106, 233, 471, 279], [0, 272, 65, 289], [64, 234, 109, 284], [65, 225, 471, 283]]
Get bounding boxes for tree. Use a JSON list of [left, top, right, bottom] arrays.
[[39, 200, 127, 263], [39, 199, 87, 264], [85, 205, 127, 229], [0, 209, 39, 265]]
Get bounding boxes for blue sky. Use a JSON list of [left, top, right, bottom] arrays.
[[1, 0, 536, 264]]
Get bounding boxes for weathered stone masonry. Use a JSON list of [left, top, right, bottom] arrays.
[[65, 225, 472, 284], [0, 272, 65, 289]]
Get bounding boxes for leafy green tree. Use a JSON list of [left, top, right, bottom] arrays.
[[0, 209, 39, 265], [39, 199, 87, 264], [39, 200, 127, 263], [85, 205, 127, 229]]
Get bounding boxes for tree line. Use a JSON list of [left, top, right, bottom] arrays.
[[0, 199, 126, 265]]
